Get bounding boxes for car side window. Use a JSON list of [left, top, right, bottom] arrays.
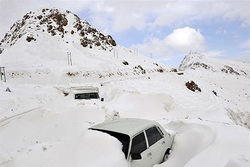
[[131, 132, 147, 154], [146, 126, 163, 146]]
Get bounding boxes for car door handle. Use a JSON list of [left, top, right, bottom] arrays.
[[162, 141, 165, 144], [147, 152, 152, 157]]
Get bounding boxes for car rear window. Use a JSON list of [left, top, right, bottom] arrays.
[[131, 132, 147, 154]]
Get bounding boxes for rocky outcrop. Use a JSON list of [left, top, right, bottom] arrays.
[[185, 81, 201, 92]]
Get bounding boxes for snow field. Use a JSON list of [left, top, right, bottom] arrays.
[[0, 69, 249, 167]]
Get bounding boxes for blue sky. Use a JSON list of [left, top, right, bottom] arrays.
[[0, 0, 249, 67]]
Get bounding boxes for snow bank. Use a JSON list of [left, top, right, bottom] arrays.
[[8, 130, 128, 167], [105, 92, 175, 120], [155, 120, 215, 167], [155, 120, 249, 167]]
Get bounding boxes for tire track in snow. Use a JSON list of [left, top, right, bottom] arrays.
[[0, 107, 41, 127]]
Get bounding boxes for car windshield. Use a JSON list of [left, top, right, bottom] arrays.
[[90, 129, 130, 158], [75, 93, 99, 99]]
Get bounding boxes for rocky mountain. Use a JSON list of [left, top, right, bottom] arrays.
[[179, 52, 249, 76], [0, 8, 116, 54]]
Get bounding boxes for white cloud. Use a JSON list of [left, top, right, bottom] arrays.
[[152, 1, 195, 27], [223, 1, 250, 27], [1, 0, 249, 38], [86, 0, 159, 33], [132, 27, 207, 60], [151, 0, 250, 28], [165, 27, 206, 53]]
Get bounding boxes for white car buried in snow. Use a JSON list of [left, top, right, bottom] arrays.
[[90, 118, 175, 167]]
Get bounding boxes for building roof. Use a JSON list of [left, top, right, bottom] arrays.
[[90, 118, 158, 137]]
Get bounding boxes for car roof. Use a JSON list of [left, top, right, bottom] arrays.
[[71, 86, 99, 94], [90, 118, 158, 137]]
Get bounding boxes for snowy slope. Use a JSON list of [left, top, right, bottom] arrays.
[[179, 52, 249, 76], [178, 52, 250, 128], [0, 8, 168, 85], [0, 8, 249, 167]]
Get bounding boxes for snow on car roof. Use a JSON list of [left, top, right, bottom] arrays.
[[90, 118, 158, 137], [71, 86, 99, 94]]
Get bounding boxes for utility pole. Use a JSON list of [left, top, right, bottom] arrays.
[[67, 52, 72, 66], [0, 67, 6, 82]]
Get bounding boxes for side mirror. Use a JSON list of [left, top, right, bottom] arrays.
[[101, 98, 104, 102], [131, 153, 142, 160]]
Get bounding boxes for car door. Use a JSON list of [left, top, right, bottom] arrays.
[[145, 126, 166, 165], [129, 131, 152, 167]]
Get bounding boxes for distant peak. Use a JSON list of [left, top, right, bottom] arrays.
[[178, 52, 249, 76], [178, 52, 208, 71]]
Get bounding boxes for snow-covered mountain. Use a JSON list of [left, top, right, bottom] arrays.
[[179, 52, 249, 76], [0, 8, 116, 52], [0, 8, 168, 85], [0, 8, 249, 167], [177, 52, 249, 127]]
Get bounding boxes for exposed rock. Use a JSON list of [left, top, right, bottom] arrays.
[[133, 65, 146, 74], [26, 36, 36, 42], [185, 81, 201, 92], [157, 68, 164, 73], [212, 90, 217, 96], [192, 62, 212, 70], [170, 68, 177, 72], [177, 72, 184, 75], [122, 60, 129, 65], [221, 65, 240, 75]]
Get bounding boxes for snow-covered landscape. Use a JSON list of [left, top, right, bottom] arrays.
[[0, 8, 249, 167]]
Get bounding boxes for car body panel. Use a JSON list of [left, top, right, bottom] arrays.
[[91, 118, 155, 137], [90, 118, 175, 167]]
